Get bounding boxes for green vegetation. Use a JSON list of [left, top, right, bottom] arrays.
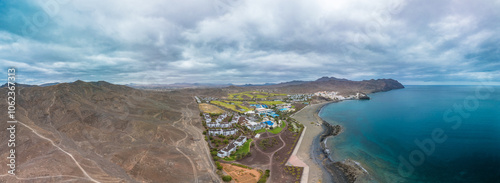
[[258, 138, 278, 150], [254, 128, 267, 134], [258, 169, 270, 183], [231, 163, 253, 169], [259, 100, 285, 105], [210, 100, 250, 112], [222, 175, 232, 182], [228, 91, 287, 100], [210, 100, 238, 111], [284, 166, 303, 182], [268, 121, 286, 134], [216, 161, 223, 170], [223, 139, 253, 161]]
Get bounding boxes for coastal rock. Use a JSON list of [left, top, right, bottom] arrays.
[[333, 159, 368, 183], [356, 93, 370, 100]]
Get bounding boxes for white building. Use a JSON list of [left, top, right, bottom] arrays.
[[207, 122, 217, 128], [246, 121, 266, 131], [208, 129, 237, 136], [217, 135, 247, 158], [203, 113, 211, 123], [216, 113, 228, 123], [217, 143, 237, 158], [230, 116, 240, 124], [234, 136, 247, 146]]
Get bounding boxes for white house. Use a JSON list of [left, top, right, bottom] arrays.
[[230, 116, 240, 124], [208, 129, 223, 136], [217, 135, 247, 158], [234, 136, 247, 146], [245, 121, 266, 131], [219, 122, 231, 128], [217, 143, 237, 158], [223, 129, 237, 136], [209, 128, 237, 136], [203, 113, 211, 123], [207, 122, 217, 128], [216, 113, 228, 123]]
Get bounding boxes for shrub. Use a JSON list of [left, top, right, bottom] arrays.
[[257, 177, 267, 183], [222, 175, 232, 182], [216, 161, 223, 170]]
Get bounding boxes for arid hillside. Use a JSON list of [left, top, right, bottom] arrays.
[[0, 81, 218, 182], [219, 77, 405, 95]]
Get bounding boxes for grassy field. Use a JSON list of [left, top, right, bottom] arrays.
[[254, 128, 266, 134], [258, 101, 285, 105], [228, 91, 287, 100], [210, 100, 249, 112], [198, 103, 225, 114], [268, 121, 286, 134], [223, 139, 253, 161]]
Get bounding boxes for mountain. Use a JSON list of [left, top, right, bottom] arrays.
[[0, 81, 218, 182], [128, 77, 404, 93], [244, 77, 404, 94], [127, 82, 232, 89], [39, 82, 61, 87], [0, 83, 36, 88], [315, 76, 349, 82]]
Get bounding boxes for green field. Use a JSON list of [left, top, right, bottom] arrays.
[[223, 139, 253, 161], [227, 91, 287, 100], [258, 101, 285, 105], [210, 100, 249, 112], [254, 128, 267, 134], [268, 121, 286, 134]]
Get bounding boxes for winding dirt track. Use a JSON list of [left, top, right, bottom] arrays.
[[19, 121, 100, 183], [170, 100, 220, 183]]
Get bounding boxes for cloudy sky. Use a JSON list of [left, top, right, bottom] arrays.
[[0, 0, 499, 85]]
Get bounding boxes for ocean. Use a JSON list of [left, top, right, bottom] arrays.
[[319, 85, 500, 183]]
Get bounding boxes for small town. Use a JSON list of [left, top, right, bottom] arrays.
[[195, 90, 367, 183]]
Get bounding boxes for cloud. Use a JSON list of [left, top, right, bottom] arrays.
[[0, 0, 498, 85]]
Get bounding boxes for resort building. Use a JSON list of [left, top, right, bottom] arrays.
[[246, 121, 266, 131], [233, 136, 247, 146], [208, 128, 237, 136], [216, 113, 228, 123], [203, 113, 211, 123], [217, 135, 247, 158], [262, 121, 276, 128], [217, 143, 236, 158], [230, 115, 240, 124]]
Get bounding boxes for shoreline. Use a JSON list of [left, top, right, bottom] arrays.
[[291, 102, 345, 183], [292, 101, 369, 183]]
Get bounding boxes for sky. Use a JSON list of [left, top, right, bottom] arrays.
[[0, 0, 499, 85]]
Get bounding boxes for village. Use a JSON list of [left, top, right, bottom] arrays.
[[195, 90, 369, 183]]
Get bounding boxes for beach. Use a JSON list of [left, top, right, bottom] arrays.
[[292, 102, 348, 183]]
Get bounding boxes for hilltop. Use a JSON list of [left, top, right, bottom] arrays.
[[0, 81, 218, 182]]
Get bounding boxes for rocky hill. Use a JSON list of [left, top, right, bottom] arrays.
[[237, 77, 405, 94], [0, 81, 218, 182]]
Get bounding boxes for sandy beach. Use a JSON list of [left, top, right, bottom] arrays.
[[292, 102, 343, 183]]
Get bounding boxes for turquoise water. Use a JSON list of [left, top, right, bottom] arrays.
[[319, 85, 500, 183]]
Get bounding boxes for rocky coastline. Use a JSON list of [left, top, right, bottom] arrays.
[[316, 108, 370, 183]]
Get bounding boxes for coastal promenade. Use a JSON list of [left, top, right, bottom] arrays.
[[290, 103, 330, 183], [287, 126, 309, 183]]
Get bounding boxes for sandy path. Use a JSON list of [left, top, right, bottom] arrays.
[[291, 102, 330, 183]]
